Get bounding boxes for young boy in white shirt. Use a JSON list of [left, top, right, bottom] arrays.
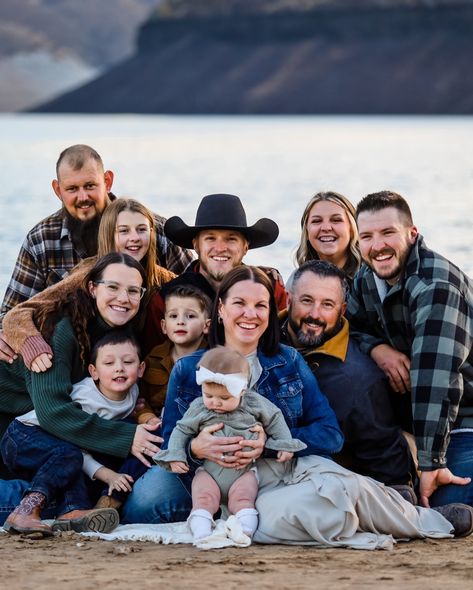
[[2, 330, 146, 534]]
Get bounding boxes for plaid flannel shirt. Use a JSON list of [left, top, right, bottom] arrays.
[[0, 207, 194, 325], [346, 236, 473, 471]]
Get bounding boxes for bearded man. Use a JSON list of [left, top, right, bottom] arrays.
[[346, 190, 473, 509], [281, 260, 417, 500], [0, 144, 193, 350]]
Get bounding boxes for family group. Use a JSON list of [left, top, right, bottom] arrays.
[[0, 143, 472, 549]]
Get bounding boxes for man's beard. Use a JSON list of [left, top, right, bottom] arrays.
[[207, 270, 226, 283], [289, 313, 343, 348], [368, 260, 404, 283], [366, 246, 409, 284], [64, 209, 102, 257], [199, 260, 228, 285]]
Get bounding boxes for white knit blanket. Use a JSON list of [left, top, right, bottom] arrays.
[[81, 515, 252, 549]]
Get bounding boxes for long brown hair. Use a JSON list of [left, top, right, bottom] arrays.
[[37, 253, 146, 367]]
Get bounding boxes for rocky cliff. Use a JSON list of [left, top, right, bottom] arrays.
[[33, 1, 473, 114]]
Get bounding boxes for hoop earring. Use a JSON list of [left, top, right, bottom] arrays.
[[217, 315, 223, 324]]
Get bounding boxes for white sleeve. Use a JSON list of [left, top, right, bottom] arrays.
[[82, 450, 104, 480]]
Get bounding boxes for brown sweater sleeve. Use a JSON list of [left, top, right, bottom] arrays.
[[155, 265, 176, 286], [2, 260, 93, 367]]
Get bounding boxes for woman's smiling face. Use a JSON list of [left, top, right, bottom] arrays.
[[114, 210, 151, 262], [89, 263, 143, 326], [218, 279, 270, 355], [307, 200, 352, 268]]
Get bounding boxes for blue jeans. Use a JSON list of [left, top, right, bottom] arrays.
[[1, 420, 91, 515], [430, 432, 473, 507], [121, 466, 193, 524]]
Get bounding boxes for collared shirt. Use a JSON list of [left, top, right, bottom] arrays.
[[0, 206, 194, 325], [346, 235, 473, 471], [138, 339, 175, 424], [279, 311, 350, 364]]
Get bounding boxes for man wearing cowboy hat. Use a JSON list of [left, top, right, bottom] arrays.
[[160, 193, 287, 309]]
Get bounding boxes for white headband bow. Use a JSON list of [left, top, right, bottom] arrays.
[[196, 366, 248, 398]]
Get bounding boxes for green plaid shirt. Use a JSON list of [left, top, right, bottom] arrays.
[[347, 236, 473, 471], [0, 207, 193, 324]]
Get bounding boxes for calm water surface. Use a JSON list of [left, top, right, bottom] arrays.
[[0, 114, 472, 294]]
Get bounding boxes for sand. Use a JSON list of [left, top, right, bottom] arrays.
[[1, 531, 472, 590]]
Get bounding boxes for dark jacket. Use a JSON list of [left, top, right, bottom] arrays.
[[281, 315, 416, 485]]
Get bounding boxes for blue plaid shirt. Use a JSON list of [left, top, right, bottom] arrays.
[[346, 236, 473, 471]]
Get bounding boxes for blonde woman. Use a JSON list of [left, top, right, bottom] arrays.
[[295, 191, 361, 281]]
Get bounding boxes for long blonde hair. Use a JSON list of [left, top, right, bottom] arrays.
[[98, 198, 174, 291], [295, 191, 361, 279]]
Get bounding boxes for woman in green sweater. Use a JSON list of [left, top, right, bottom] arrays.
[[0, 197, 176, 371], [0, 252, 162, 533]]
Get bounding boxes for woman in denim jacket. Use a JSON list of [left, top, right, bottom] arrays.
[[122, 265, 468, 547], [160, 344, 342, 462], [121, 266, 343, 524]]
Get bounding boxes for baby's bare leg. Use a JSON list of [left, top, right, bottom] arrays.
[[227, 471, 258, 514], [188, 469, 222, 539], [228, 471, 259, 538], [192, 469, 221, 514]]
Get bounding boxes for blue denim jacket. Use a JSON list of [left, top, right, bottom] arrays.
[[161, 344, 344, 458]]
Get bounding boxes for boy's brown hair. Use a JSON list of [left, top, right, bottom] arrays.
[[163, 284, 211, 316]]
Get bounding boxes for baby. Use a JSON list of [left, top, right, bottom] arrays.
[[154, 346, 306, 541]]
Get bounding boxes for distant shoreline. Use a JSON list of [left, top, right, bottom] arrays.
[[33, 4, 473, 115]]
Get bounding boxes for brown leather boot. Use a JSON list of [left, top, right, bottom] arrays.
[[3, 491, 53, 537], [95, 495, 123, 510], [52, 507, 119, 533]]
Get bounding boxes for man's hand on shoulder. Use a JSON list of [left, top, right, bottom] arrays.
[[258, 266, 285, 288]]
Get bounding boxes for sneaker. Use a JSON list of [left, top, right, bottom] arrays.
[[433, 503, 473, 538], [389, 484, 418, 505], [52, 508, 119, 533]]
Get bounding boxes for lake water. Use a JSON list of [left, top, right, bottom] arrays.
[[0, 113, 472, 296]]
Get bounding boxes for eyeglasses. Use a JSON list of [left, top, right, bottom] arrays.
[[94, 280, 146, 301]]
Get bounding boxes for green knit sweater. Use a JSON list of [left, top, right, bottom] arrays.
[[0, 316, 135, 457]]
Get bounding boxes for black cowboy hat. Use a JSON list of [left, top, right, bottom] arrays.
[[164, 194, 279, 249]]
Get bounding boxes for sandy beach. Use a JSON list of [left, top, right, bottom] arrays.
[[1, 531, 472, 590]]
